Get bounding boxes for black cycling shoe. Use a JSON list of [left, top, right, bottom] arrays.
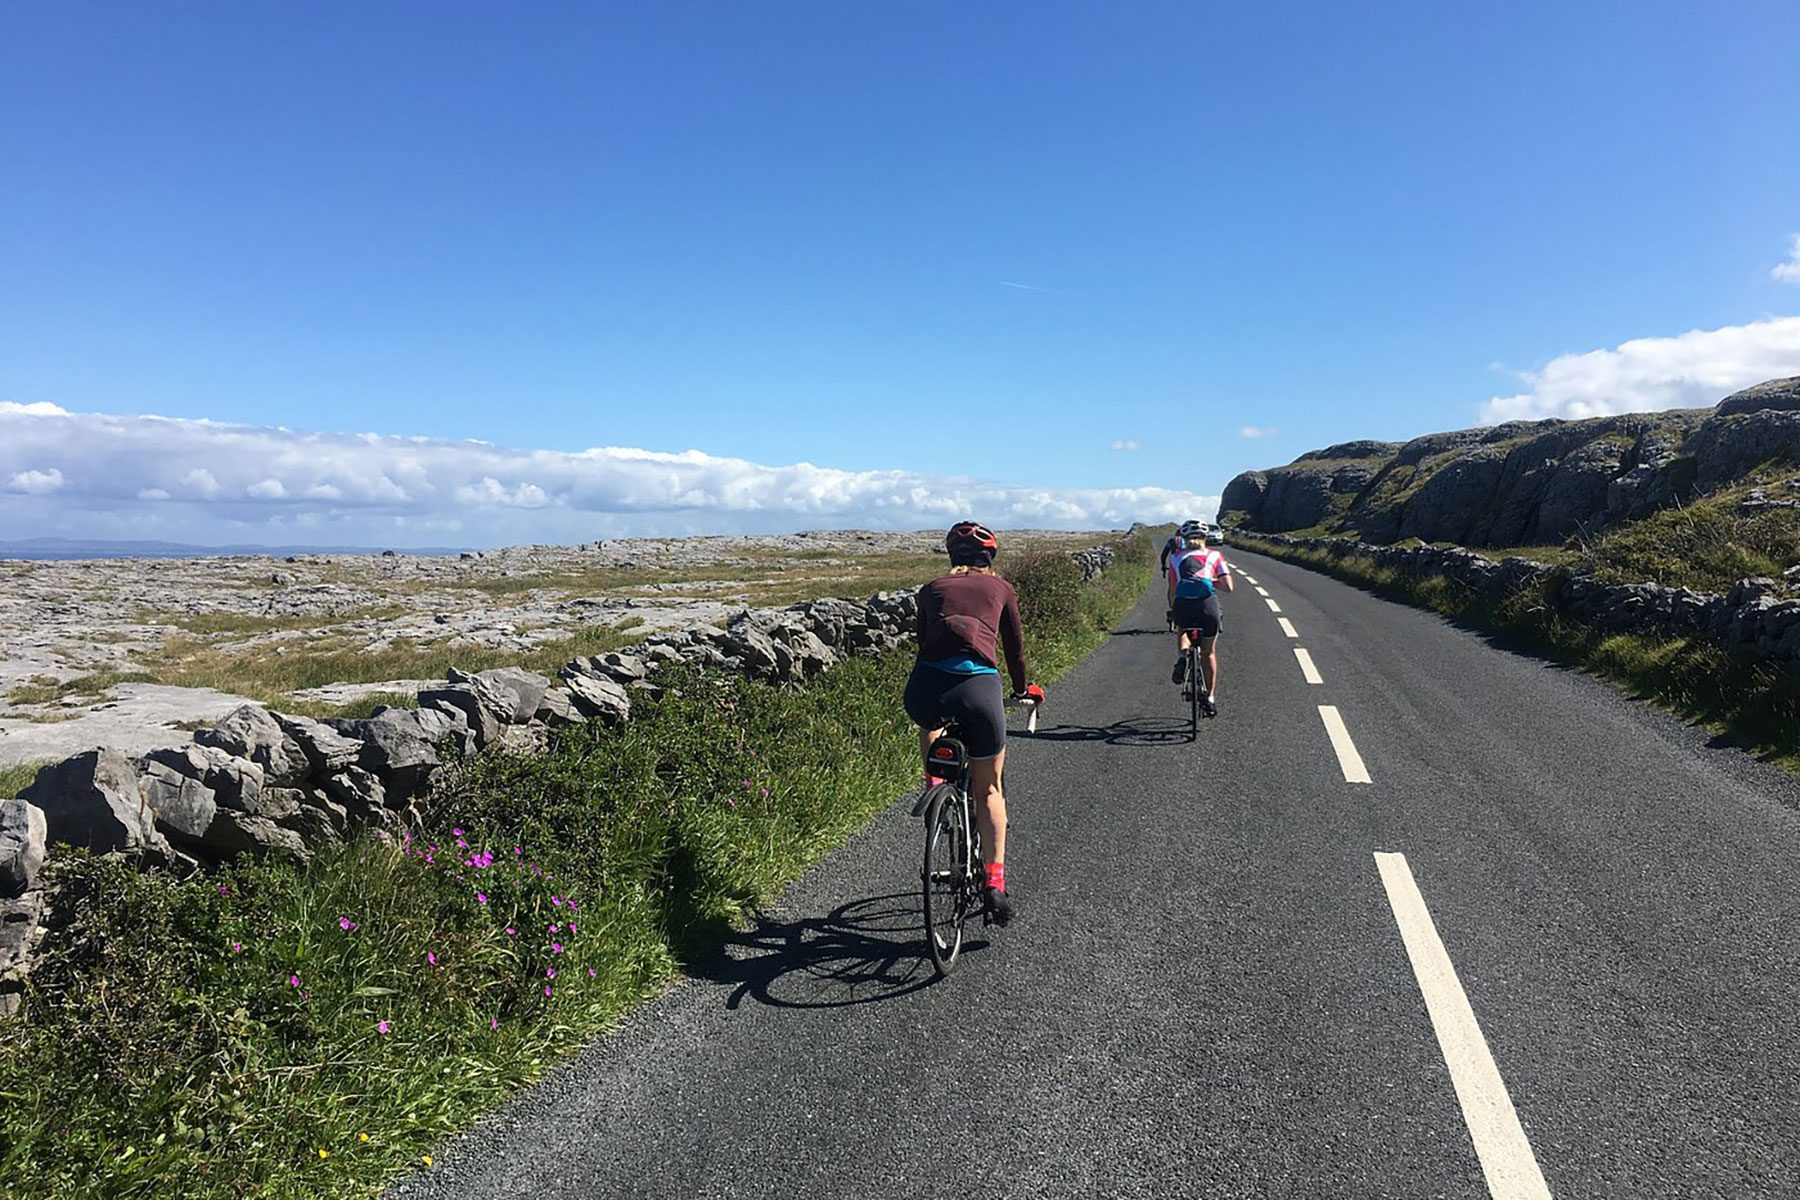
[[985, 885, 1015, 927], [1170, 656, 1187, 684], [1201, 694, 1218, 717]]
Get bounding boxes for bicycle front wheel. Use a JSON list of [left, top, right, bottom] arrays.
[[921, 783, 970, 976]]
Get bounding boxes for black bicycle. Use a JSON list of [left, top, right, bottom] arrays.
[[1173, 644, 1202, 737], [918, 694, 1040, 976]]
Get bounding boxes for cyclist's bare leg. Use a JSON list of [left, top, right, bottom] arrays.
[[970, 749, 1006, 867], [1200, 634, 1219, 697]]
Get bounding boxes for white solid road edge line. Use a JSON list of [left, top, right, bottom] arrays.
[[1316, 705, 1370, 783], [1374, 853, 1554, 1200], [1278, 617, 1299, 639], [1264, 597, 1283, 613], [1294, 647, 1323, 684]]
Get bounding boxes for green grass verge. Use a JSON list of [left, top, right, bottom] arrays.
[[1, 763, 45, 801], [1242, 538, 1800, 774], [0, 531, 1156, 1200]]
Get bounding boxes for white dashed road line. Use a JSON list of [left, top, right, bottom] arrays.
[[1317, 705, 1370, 783], [1264, 598, 1283, 613], [1278, 617, 1299, 639], [1374, 853, 1554, 1200], [1254, 585, 1270, 597], [1294, 648, 1323, 684], [1241, 574, 1258, 585]]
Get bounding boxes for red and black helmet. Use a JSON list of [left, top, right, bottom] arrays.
[[945, 520, 999, 565]]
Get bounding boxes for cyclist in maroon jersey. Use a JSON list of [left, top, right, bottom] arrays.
[[904, 521, 1042, 926]]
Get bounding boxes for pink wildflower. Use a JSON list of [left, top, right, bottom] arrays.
[[427, 951, 438, 966], [545, 966, 556, 979], [587, 967, 596, 978], [490, 1017, 499, 1030], [288, 974, 301, 987], [451, 828, 463, 838], [377, 1020, 390, 1035], [552, 942, 563, 954], [476, 892, 488, 905], [338, 916, 357, 932], [505, 926, 516, 936], [552, 895, 563, 907], [544, 984, 553, 997]]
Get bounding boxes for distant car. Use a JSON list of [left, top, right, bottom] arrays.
[[1205, 523, 1227, 545]]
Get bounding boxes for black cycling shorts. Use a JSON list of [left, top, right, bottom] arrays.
[[903, 663, 1007, 759], [1172, 594, 1222, 639]]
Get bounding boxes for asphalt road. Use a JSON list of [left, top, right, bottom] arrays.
[[392, 548, 1800, 1199]]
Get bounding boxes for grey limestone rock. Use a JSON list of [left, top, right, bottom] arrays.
[[337, 708, 442, 803], [0, 799, 47, 899], [136, 758, 219, 842], [561, 671, 632, 723], [418, 683, 503, 748], [142, 743, 264, 814], [1716, 376, 1800, 417], [197, 704, 306, 785], [449, 666, 552, 725], [21, 748, 166, 856], [203, 811, 310, 862], [1688, 410, 1800, 491], [274, 713, 363, 774], [534, 686, 585, 727]]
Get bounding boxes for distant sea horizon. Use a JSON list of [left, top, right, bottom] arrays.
[[0, 537, 472, 561]]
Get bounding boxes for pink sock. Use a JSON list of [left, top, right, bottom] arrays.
[[985, 862, 1006, 891]]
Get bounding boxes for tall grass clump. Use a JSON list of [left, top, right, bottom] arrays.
[[1005, 529, 1158, 680], [1, 762, 44, 800]]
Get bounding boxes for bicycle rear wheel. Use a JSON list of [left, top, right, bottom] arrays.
[[921, 783, 970, 975], [1188, 647, 1201, 738]]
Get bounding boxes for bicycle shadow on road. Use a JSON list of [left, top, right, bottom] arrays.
[[687, 892, 978, 1011], [1028, 716, 1191, 747]]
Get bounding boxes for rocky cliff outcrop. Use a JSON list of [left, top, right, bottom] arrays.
[[1219, 377, 1800, 545]]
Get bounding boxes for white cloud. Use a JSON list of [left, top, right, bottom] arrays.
[[1774, 235, 1800, 284], [6, 468, 63, 494], [181, 467, 222, 498], [1479, 315, 1800, 423], [1110, 439, 1141, 452], [1000, 281, 1051, 293], [1238, 426, 1277, 439], [0, 404, 1218, 547]]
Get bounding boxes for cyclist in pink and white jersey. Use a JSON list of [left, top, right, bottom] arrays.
[[1166, 527, 1234, 715]]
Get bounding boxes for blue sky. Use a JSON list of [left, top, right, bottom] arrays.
[[3, 1, 1799, 545]]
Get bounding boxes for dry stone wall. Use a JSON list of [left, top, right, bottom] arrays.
[[0, 543, 1119, 1014], [1235, 532, 1800, 671]]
